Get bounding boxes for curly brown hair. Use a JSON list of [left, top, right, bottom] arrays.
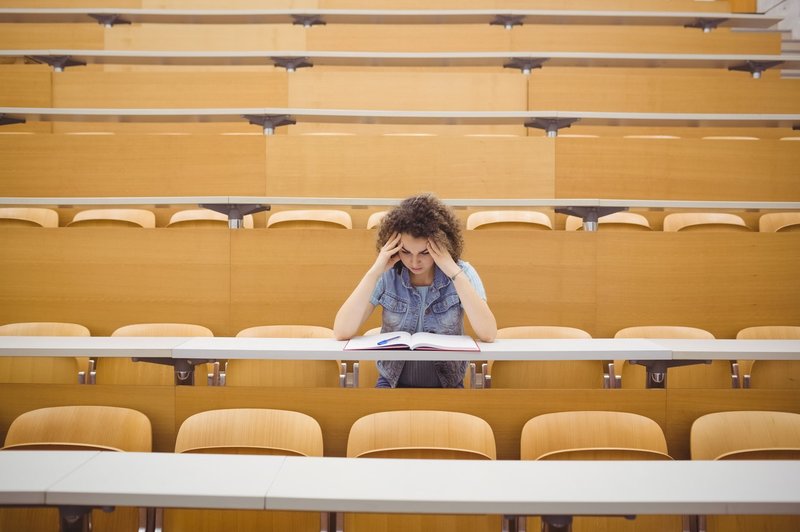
[[376, 193, 464, 261]]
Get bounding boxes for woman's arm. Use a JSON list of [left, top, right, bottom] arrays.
[[427, 239, 497, 343], [333, 233, 402, 340]]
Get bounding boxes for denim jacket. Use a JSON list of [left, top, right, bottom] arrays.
[[369, 260, 486, 388]]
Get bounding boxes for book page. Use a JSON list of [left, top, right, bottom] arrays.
[[410, 332, 480, 351], [344, 331, 412, 350]]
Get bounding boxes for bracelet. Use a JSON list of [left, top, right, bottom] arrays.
[[450, 268, 464, 281]]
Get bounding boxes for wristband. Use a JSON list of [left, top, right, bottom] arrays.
[[450, 268, 464, 281]]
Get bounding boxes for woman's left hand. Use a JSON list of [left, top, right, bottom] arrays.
[[427, 239, 460, 278]]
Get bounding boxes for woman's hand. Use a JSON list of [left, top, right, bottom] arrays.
[[427, 238, 460, 278], [372, 232, 402, 273]]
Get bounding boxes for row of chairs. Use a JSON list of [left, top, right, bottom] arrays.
[[2, 406, 799, 532], [1, 321, 798, 389], [3, 207, 800, 232]]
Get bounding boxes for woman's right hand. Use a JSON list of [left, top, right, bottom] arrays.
[[372, 232, 402, 273]]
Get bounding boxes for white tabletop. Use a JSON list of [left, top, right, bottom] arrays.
[[268, 457, 800, 515], [0, 451, 99, 505], [0, 336, 189, 358], [652, 339, 800, 360], [46, 452, 285, 510]]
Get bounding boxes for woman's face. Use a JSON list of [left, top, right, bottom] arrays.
[[398, 233, 435, 282]]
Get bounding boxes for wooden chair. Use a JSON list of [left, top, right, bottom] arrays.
[[346, 410, 499, 532], [0, 207, 59, 227], [614, 326, 737, 389], [486, 326, 609, 389], [466, 210, 552, 231], [759, 212, 800, 233], [266, 209, 352, 229], [0, 321, 90, 384], [565, 212, 651, 231], [224, 325, 343, 387], [737, 326, 800, 389], [521, 411, 678, 532], [366, 210, 388, 229], [167, 208, 254, 228], [1, 405, 151, 532], [690, 411, 800, 532], [166, 408, 324, 532], [94, 323, 214, 385], [66, 208, 156, 228], [662, 213, 750, 232]]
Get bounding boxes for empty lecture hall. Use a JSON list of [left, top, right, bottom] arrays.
[[0, 0, 799, 530]]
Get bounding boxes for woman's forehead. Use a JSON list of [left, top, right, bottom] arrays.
[[400, 233, 428, 251]]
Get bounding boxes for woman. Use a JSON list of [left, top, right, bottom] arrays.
[[334, 193, 496, 388]]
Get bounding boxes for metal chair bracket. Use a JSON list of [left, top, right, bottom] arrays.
[[292, 14, 326, 27], [241, 114, 297, 135], [88, 14, 131, 27], [684, 18, 726, 32], [271, 56, 313, 72], [554, 206, 627, 232], [26, 55, 86, 72], [728, 60, 783, 79], [200, 203, 270, 228], [490, 15, 524, 29], [524, 118, 579, 138], [504, 58, 547, 75], [0, 114, 25, 127]]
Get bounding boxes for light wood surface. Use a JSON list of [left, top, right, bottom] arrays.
[[267, 209, 352, 229], [760, 212, 800, 233], [168, 208, 254, 229], [67, 208, 156, 228], [566, 212, 651, 231], [691, 410, 800, 460], [0, 208, 59, 228], [0, 321, 89, 385], [663, 212, 749, 232], [466, 210, 553, 230]]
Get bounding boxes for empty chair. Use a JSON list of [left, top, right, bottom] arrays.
[[662, 213, 749, 232], [466, 210, 552, 230], [759, 212, 800, 233], [67, 208, 156, 228], [1, 405, 151, 532], [165, 408, 324, 532], [614, 326, 736, 389], [486, 326, 609, 389], [346, 410, 498, 532], [565, 212, 651, 231], [0, 207, 59, 227], [94, 323, 214, 385], [225, 325, 342, 387], [167, 208, 254, 228], [267, 209, 352, 229], [366, 210, 388, 229], [521, 411, 678, 532], [0, 321, 90, 384], [691, 411, 800, 532], [737, 326, 800, 389]]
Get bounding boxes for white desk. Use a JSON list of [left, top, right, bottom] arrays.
[[0, 336, 187, 358], [0, 451, 99, 505], [652, 339, 800, 360]]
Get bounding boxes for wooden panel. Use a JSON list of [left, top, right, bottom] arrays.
[[0, 23, 104, 49], [0, 66, 52, 107], [595, 233, 800, 339], [666, 389, 800, 460], [307, 24, 512, 52], [0, 134, 267, 197], [265, 136, 555, 198], [512, 26, 780, 54], [0, 228, 231, 336], [555, 138, 800, 201], [528, 68, 800, 113], [176, 387, 667, 460], [288, 70, 526, 110], [0, 383, 176, 452], [105, 24, 306, 51], [52, 71, 288, 107]]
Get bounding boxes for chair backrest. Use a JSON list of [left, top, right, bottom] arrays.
[[95, 322, 214, 385], [662, 212, 749, 232], [366, 210, 388, 229], [267, 209, 352, 229], [614, 326, 732, 389], [489, 326, 604, 388], [565, 212, 651, 232], [167, 208, 254, 229], [3, 405, 152, 452], [67, 208, 156, 228], [347, 410, 496, 460], [521, 411, 671, 461], [175, 408, 323, 456], [466, 210, 552, 231], [0, 321, 90, 384], [691, 411, 800, 460], [227, 325, 340, 386], [0, 207, 59, 227], [759, 212, 800, 233], [736, 326, 800, 389], [736, 325, 800, 340]]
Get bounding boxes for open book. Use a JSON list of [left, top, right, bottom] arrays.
[[344, 331, 479, 352]]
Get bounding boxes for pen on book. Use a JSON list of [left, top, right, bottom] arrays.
[[377, 335, 401, 346]]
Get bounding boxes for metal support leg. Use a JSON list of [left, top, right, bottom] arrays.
[[200, 203, 270, 228], [88, 14, 131, 27], [242, 114, 296, 135], [0, 114, 25, 127], [490, 15, 525, 29], [271, 56, 313, 72], [555, 206, 627, 232], [629, 360, 712, 389], [292, 14, 326, 27], [683, 18, 726, 32], [728, 60, 783, 79], [27, 55, 86, 72], [504, 58, 547, 75], [130, 357, 213, 385], [542, 515, 573, 532], [524, 118, 579, 138]]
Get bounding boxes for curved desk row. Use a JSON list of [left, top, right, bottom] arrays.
[[0, 8, 781, 30], [8, 50, 799, 78]]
